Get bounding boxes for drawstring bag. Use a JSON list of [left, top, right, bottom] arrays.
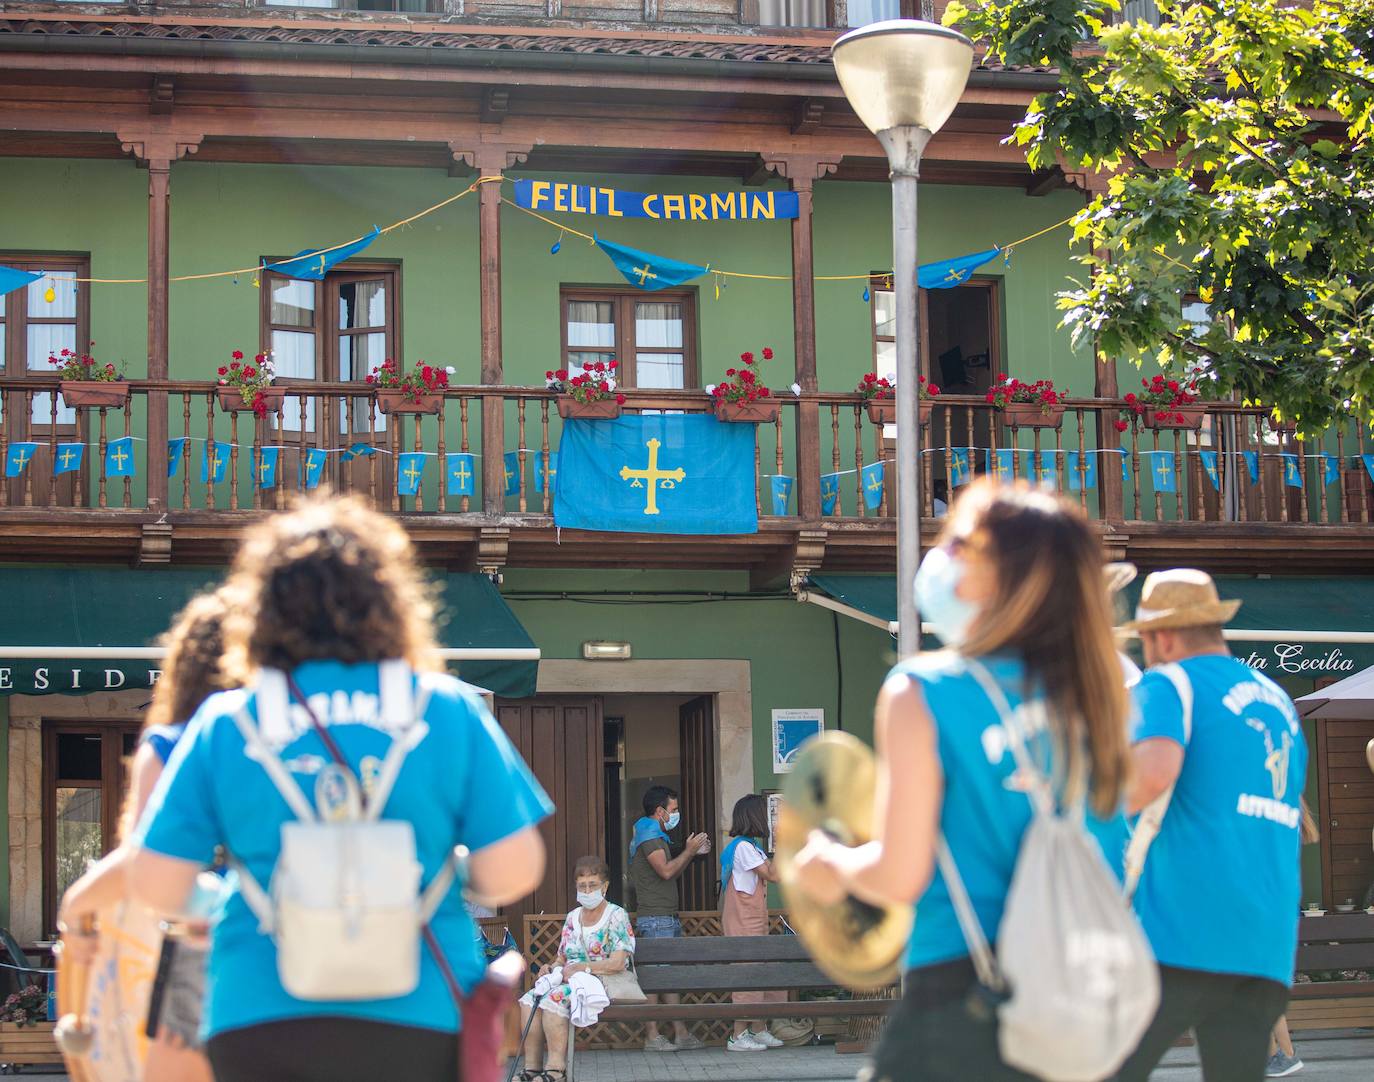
[[939, 659, 1159, 1082]]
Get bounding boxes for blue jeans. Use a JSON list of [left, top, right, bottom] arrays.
[[636, 915, 682, 939]]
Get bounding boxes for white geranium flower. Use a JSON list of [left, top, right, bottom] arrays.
[[791, 382, 802, 396], [446, 366, 456, 375], [705, 384, 717, 395]]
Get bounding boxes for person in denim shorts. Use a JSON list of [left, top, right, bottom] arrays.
[[628, 786, 710, 1051]]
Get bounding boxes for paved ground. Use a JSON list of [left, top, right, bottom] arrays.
[[562, 1030, 1374, 1082]]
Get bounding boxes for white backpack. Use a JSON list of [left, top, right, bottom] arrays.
[[1122, 663, 1193, 901], [230, 662, 461, 1002], [939, 660, 1159, 1082]]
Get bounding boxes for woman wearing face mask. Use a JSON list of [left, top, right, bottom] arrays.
[[720, 794, 784, 1053], [516, 856, 635, 1082], [792, 478, 1131, 1081]]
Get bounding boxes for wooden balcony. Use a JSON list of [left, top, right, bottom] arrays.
[[3, 377, 1372, 577]]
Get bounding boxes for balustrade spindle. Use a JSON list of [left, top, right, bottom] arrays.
[[1337, 427, 1350, 524], [853, 405, 865, 518], [540, 401, 551, 515], [1297, 437, 1311, 524], [829, 405, 842, 517], [1128, 423, 1141, 520], [1358, 425, 1372, 523], [919, 422, 932, 521], [437, 399, 449, 514], [1149, 430, 1163, 522], [943, 406, 955, 510], [273, 404, 286, 512], [122, 398, 133, 509], [46, 392, 58, 509], [297, 397, 309, 496], [459, 398, 471, 514], [204, 396, 217, 511], [774, 415, 785, 515], [1315, 436, 1330, 524], [389, 414, 401, 515], [413, 410, 425, 514], [1251, 420, 1268, 523], [96, 405, 108, 511], [181, 393, 192, 511], [368, 398, 379, 509], [517, 399, 528, 514], [233, 412, 245, 513], [1074, 412, 1088, 512]]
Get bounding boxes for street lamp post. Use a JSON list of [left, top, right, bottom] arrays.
[[831, 21, 974, 658]]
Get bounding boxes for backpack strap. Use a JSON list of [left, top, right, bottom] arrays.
[[1123, 663, 1193, 902]]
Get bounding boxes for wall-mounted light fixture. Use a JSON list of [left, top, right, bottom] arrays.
[[582, 640, 632, 660]]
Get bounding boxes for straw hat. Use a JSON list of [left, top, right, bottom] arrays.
[[1104, 561, 1138, 595], [1121, 568, 1240, 633]]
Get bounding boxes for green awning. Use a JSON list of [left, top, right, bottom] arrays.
[[0, 566, 538, 698], [807, 573, 1374, 684]]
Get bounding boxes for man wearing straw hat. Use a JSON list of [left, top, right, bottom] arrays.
[[1114, 569, 1307, 1082]]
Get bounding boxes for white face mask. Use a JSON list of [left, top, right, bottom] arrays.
[[664, 811, 681, 831], [576, 889, 605, 910]]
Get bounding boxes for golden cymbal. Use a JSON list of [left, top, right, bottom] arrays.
[[776, 731, 913, 990]]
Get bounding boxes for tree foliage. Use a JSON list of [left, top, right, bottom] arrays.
[[944, 0, 1374, 431]]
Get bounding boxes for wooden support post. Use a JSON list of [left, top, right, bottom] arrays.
[[120, 131, 201, 512], [454, 143, 530, 513], [766, 156, 839, 521]]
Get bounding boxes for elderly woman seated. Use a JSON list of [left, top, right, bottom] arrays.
[[517, 855, 635, 1082]]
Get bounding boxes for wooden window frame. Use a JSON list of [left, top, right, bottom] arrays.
[[868, 274, 1004, 389], [560, 287, 699, 390], [0, 254, 91, 438], [42, 721, 141, 938], [259, 262, 402, 385]]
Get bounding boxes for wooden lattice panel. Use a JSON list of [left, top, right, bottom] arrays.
[[522, 910, 798, 1049]]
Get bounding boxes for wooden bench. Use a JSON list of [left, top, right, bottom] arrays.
[[564, 935, 894, 1079], [1288, 913, 1374, 1032]]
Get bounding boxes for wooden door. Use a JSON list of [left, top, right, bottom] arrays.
[[678, 695, 718, 911], [1317, 717, 1374, 908], [495, 697, 604, 941]]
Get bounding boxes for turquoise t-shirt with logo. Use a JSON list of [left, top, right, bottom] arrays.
[[1131, 655, 1306, 985], [133, 660, 554, 1039], [899, 653, 1129, 971]]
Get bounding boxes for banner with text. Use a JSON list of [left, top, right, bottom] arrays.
[[515, 179, 799, 221]]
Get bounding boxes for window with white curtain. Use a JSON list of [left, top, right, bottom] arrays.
[[561, 289, 696, 389], [261, 267, 398, 435], [1, 258, 88, 432]]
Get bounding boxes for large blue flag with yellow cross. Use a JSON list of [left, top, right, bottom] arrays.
[[555, 414, 757, 534]]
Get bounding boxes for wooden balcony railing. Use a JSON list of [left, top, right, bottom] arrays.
[[2, 378, 1371, 530]]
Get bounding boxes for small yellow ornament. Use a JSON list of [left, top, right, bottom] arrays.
[[43, 287, 56, 304]]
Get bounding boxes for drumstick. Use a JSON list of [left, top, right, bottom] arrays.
[[54, 914, 96, 1058]]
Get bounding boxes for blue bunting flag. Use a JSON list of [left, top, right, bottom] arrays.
[[1199, 450, 1220, 491], [54, 443, 84, 476], [446, 453, 476, 497], [503, 451, 521, 496], [105, 436, 136, 479], [770, 475, 794, 516], [820, 473, 841, 515], [1242, 450, 1260, 485], [595, 235, 708, 292], [254, 446, 280, 490], [985, 448, 1018, 483], [167, 437, 188, 479], [1322, 452, 1340, 487], [1066, 451, 1098, 492], [1282, 453, 1303, 489], [303, 448, 327, 490], [918, 249, 1001, 289], [397, 452, 426, 496], [5, 443, 37, 478], [860, 462, 885, 510], [265, 227, 381, 281], [533, 451, 559, 495], [1364, 454, 1374, 484], [0, 266, 43, 298], [1035, 450, 1059, 489], [1145, 450, 1177, 493], [950, 448, 973, 487], [201, 443, 229, 484]]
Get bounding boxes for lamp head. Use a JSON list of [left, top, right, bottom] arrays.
[[832, 20, 975, 142]]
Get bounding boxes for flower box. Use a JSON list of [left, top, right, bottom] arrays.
[[377, 390, 443, 415], [0, 1021, 60, 1066], [714, 399, 780, 423], [557, 398, 621, 420], [59, 381, 129, 409], [215, 386, 285, 413], [1142, 405, 1206, 431], [1002, 403, 1065, 429], [865, 400, 933, 426]]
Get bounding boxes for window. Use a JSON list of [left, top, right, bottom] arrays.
[[561, 289, 697, 390], [261, 266, 398, 433], [869, 274, 897, 379], [43, 723, 140, 936], [264, 0, 441, 10], [756, 0, 920, 28], [0, 257, 89, 430]]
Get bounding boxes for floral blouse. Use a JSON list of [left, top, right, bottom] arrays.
[[559, 903, 636, 967]]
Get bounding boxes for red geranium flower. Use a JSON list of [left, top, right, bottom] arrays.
[[218, 366, 228, 376], [232, 350, 244, 361], [762, 348, 773, 360], [1114, 419, 1130, 432]]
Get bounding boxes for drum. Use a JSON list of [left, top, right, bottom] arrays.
[[56, 900, 163, 1082]]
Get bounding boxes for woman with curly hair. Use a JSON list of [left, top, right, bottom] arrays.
[[126, 495, 552, 1082], [58, 587, 236, 1082]]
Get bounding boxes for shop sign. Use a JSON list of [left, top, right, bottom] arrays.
[[0, 665, 161, 695], [1239, 644, 1360, 677]]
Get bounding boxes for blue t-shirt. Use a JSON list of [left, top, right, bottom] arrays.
[[1131, 655, 1306, 985], [900, 653, 1128, 971], [141, 723, 186, 766], [133, 660, 553, 1039]]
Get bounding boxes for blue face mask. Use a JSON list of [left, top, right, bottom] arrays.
[[914, 546, 981, 647], [664, 811, 681, 831]]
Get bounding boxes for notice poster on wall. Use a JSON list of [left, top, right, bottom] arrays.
[[772, 708, 825, 774], [764, 791, 782, 854]]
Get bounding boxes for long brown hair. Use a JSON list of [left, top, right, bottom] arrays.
[[941, 479, 1130, 818], [143, 588, 235, 732], [222, 494, 439, 682]]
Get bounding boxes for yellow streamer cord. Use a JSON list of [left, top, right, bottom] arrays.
[[37, 175, 1075, 289]]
